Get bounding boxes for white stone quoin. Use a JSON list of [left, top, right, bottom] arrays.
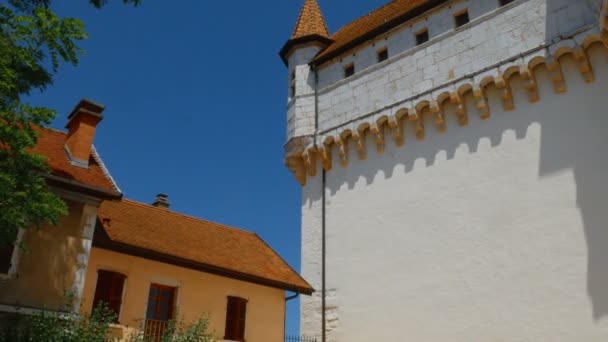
[[282, 0, 608, 340]]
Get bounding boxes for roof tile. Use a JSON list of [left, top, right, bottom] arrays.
[[32, 127, 118, 192], [315, 0, 436, 62], [97, 199, 313, 294], [291, 0, 330, 39]]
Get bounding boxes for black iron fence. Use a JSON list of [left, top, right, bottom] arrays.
[[285, 334, 317, 342]]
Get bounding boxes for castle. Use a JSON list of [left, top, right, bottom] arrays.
[[280, 0, 608, 340]]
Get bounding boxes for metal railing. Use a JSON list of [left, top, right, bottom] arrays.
[[144, 319, 169, 341], [285, 335, 317, 342]]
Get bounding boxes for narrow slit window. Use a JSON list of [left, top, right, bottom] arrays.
[[499, 0, 515, 6], [377, 48, 388, 63], [344, 64, 355, 78], [289, 70, 296, 98], [454, 10, 470, 28], [416, 29, 429, 45]]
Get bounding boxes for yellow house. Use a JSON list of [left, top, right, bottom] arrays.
[[83, 195, 313, 341], [0, 100, 122, 314], [0, 100, 313, 342]]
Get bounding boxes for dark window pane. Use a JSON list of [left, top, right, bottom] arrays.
[[146, 284, 175, 321], [92, 270, 125, 322], [344, 64, 355, 78], [225, 297, 247, 341], [0, 245, 14, 274], [416, 30, 429, 45], [455, 11, 470, 27], [377, 49, 388, 62], [499, 0, 515, 6]]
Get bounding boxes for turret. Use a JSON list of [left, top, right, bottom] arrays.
[[280, 0, 332, 167]]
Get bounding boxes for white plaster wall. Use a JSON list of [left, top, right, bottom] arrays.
[[300, 43, 608, 340], [314, 0, 597, 133], [287, 45, 323, 139]]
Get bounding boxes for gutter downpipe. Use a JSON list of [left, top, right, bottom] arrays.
[[311, 62, 327, 342], [284, 292, 300, 339]]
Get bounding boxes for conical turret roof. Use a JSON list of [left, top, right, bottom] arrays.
[[279, 0, 333, 65], [291, 0, 330, 39]]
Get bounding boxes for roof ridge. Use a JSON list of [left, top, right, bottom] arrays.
[[91, 145, 122, 193], [120, 198, 257, 235]]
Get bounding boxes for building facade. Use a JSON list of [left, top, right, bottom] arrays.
[[281, 0, 608, 340], [0, 100, 313, 342]]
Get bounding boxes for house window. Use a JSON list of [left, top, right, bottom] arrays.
[[499, 0, 515, 6], [224, 296, 247, 342], [144, 284, 176, 340], [377, 48, 388, 62], [454, 10, 470, 28], [92, 270, 126, 321], [344, 64, 355, 78], [416, 29, 429, 45], [0, 244, 14, 275]]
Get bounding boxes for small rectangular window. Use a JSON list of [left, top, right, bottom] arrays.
[[416, 29, 429, 45], [290, 71, 296, 80], [499, 0, 515, 6], [377, 48, 388, 62], [344, 64, 355, 78], [92, 270, 126, 322], [290, 85, 296, 98], [0, 245, 14, 274], [224, 296, 247, 342], [454, 10, 470, 28]]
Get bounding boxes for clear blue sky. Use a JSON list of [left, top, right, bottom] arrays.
[[30, 0, 387, 335]]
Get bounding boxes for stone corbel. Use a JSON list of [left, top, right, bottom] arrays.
[[370, 123, 385, 154], [546, 57, 566, 94], [351, 131, 367, 160], [388, 117, 405, 146], [430, 100, 446, 132], [494, 75, 514, 111], [302, 148, 317, 177], [318, 145, 332, 171], [336, 137, 349, 167], [574, 47, 595, 83], [472, 85, 490, 119], [408, 108, 425, 140], [285, 155, 307, 185], [450, 91, 468, 126], [519, 65, 539, 103]]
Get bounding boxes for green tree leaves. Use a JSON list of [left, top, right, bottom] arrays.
[[0, 0, 137, 247]]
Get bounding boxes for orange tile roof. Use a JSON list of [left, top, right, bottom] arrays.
[[32, 127, 119, 193], [291, 0, 330, 39], [314, 0, 447, 64], [96, 199, 313, 294]]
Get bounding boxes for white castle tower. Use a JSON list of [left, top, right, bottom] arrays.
[[281, 0, 608, 341]]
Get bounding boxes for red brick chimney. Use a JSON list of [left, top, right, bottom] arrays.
[[64, 99, 104, 168]]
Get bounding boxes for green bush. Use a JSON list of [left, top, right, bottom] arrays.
[[0, 304, 214, 342]]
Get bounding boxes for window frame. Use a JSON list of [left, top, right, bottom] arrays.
[[92, 269, 127, 322], [146, 283, 177, 322], [0, 229, 25, 280], [415, 28, 430, 46], [376, 48, 389, 63], [454, 10, 470, 28], [343, 63, 355, 78], [224, 296, 248, 342]]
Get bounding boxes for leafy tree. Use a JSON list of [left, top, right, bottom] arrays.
[[0, 0, 138, 248]]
